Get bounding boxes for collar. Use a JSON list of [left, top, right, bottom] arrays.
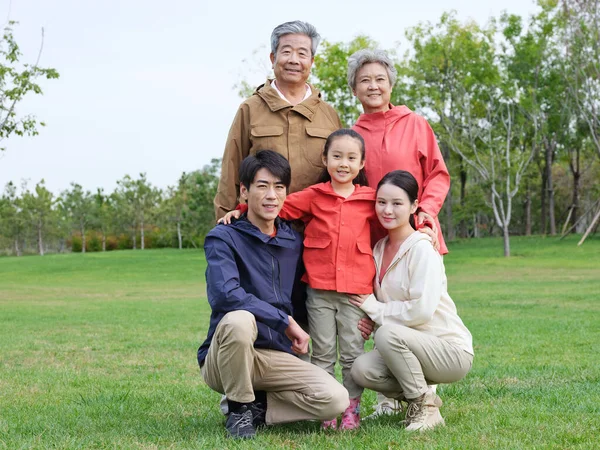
[[271, 79, 312, 103], [255, 79, 322, 121], [231, 215, 298, 248]]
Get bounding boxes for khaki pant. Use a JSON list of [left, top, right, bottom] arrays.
[[306, 287, 366, 399], [351, 323, 473, 400], [201, 310, 349, 424]]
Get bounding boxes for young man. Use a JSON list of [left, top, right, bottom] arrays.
[[198, 150, 349, 439]]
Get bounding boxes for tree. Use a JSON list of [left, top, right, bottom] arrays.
[[559, 0, 600, 159], [19, 180, 54, 256], [60, 183, 95, 253], [161, 173, 190, 250], [93, 188, 114, 251], [400, 12, 545, 256], [184, 160, 221, 247], [114, 173, 159, 250], [0, 182, 24, 255], [0, 21, 59, 153]]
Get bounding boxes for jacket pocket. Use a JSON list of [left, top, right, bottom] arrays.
[[303, 236, 331, 249], [303, 236, 333, 278], [250, 126, 284, 152], [356, 240, 373, 256], [304, 127, 329, 168]]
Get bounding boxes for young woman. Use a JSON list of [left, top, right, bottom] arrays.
[[349, 170, 473, 431], [221, 129, 377, 430]]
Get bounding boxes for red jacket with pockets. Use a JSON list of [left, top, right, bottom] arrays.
[[280, 182, 377, 295]]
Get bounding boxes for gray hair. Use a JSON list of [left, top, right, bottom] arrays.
[[347, 49, 398, 89], [270, 21, 321, 57]]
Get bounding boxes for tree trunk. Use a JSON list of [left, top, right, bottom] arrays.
[[81, 224, 86, 254], [141, 215, 145, 250], [545, 139, 557, 235], [459, 163, 468, 238], [524, 182, 532, 236], [503, 223, 510, 257], [38, 222, 44, 256], [572, 171, 581, 232], [132, 230, 137, 250], [14, 238, 22, 257], [440, 142, 454, 241], [540, 164, 547, 234], [102, 231, 106, 252], [177, 221, 183, 250], [570, 146, 581, 231]]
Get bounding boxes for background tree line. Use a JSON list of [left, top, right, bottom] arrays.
[[0, 160, 220, 256], [2, 1, 599, 256]]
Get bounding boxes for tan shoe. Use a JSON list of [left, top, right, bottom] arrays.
[[405, 391, 445, 432]]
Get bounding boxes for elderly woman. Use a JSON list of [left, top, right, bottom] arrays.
[[348, 49, 452, 419], [349, 49, 450, 254]]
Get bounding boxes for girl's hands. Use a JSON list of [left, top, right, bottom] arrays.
[[357, 317, 375, 340], [217, 209, 241, 225], [348, 293, 369, 308]]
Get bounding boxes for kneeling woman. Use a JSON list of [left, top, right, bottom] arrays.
[[349, 170, 473, 431]]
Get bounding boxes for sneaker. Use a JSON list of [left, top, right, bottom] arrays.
[[339, 397, 361, 430], [321, 418, 337, 430], [405, 391, 445, 432], [225, 405, 256, 439], [248, 400, 267, 428], [362, 399, 403, 421]]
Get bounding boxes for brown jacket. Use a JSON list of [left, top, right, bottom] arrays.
[[214, 80, 342, 219]]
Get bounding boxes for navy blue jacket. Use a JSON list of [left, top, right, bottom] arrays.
[[197, 216, 303, 366]]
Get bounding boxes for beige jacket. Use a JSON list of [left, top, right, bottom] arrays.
[[360, 231, 473, 354], [214, 80, 342, 219]]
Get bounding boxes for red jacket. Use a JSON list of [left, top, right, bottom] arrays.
[[353, 105, 450, 254], [281, 182, 377, 294]]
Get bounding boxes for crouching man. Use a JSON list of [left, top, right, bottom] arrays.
[[197, 150, 349, 439]]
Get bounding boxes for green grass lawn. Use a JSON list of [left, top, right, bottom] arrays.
[[1, 235, 599, 449]]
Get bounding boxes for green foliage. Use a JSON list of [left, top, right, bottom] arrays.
[[0, 21, 59, 152]]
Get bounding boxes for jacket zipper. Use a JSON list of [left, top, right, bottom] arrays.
[[269, 256, 278, 348]]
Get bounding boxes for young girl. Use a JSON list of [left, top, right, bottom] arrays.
[[349, 171, 473, 431], [221, 129, 377, 430]]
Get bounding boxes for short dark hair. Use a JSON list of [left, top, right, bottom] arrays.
[[239, 150, 292, 191], [318, 128, 369, 186]]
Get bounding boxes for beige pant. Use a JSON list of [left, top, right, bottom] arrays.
[[351, 323, 473, 400], [201, 310, 349, 424], [306, 287, 366, 399]]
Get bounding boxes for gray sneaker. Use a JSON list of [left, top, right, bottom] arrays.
[[362, 400, 403, 421]]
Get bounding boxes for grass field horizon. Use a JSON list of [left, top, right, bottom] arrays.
[[1, 235, 599, 449]]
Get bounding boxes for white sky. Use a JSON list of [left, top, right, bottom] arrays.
[[0, 0, 540, 196]]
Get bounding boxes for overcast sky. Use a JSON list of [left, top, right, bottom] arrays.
[[0, 0, 540, 196]]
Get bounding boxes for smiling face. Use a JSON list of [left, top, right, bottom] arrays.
[[323, 135, 365, 187], [240, 168, 287, 233], [352, 62, 392, 114], [270, 33, 314, 89], [375, 182, 418, 231]]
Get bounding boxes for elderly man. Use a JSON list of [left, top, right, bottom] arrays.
[[214, 20, 342, 220], [199, 151, 349, 439]]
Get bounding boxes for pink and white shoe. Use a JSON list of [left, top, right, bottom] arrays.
[[339, 397, 361, 430], [321, 418, 337, 430]]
